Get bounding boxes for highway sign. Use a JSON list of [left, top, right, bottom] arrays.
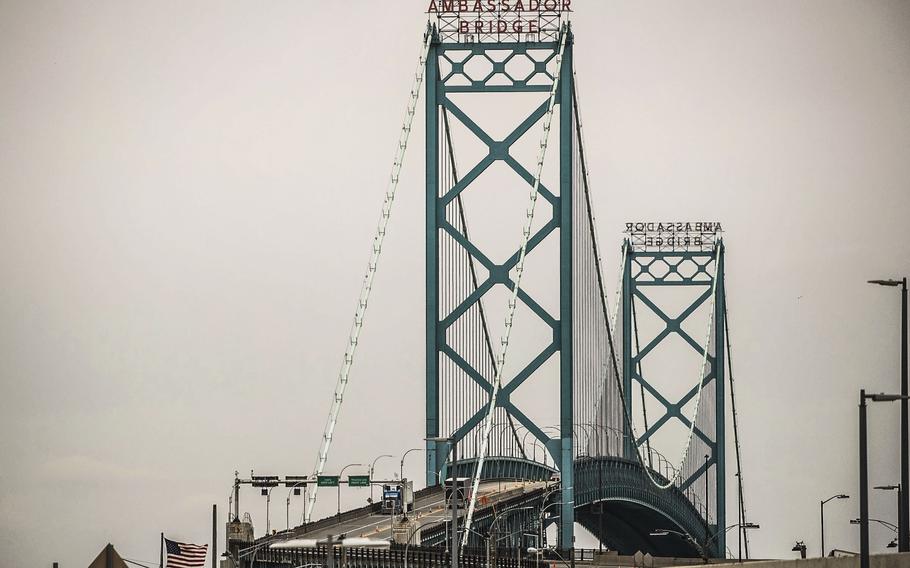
[[317, 475, 340, 487], [348, 475, 370, 487]]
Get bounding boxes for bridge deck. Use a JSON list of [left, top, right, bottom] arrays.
[[273, 480, 548, 543]]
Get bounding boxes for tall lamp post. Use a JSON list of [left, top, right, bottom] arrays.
[[400, 448, 422, 483], [338, 463, 363, 517], [859, 390, 910, 568], [868, 277, 908, 552], [874, 484, 902, 544], [851, 517, 899, 533], [820, 494, 849, 558], [369, 455, 393, 505], [650, 529, 707, 560], [287, 481, 308, 531]]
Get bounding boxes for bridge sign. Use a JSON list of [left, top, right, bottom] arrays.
[[348, 475, 370, 487], [427, 0, 571, 43], [317, 475, 339, 487]]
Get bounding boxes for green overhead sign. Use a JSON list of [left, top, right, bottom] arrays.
[[348, 475, 370, 487], [317, 475, 340, 487]]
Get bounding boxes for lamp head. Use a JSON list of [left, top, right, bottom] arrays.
[[868, 279, 902, 287], [870, 393, 907, 402]]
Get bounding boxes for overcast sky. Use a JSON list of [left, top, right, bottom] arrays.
[[1, 1, 909, 566]]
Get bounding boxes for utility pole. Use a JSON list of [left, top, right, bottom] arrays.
[[867, 276, 909, 551], [860, 390, 870, 568], [212, 504, 217, 568], [901, 277, 908, 552]]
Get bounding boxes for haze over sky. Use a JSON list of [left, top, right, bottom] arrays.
[[1, 1, 909, 566]]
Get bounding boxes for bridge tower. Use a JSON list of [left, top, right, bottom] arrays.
[[621, 225, 726, 556], [423, 20, 578, 547]]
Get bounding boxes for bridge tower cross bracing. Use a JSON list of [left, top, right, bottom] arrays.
[[424, 24, 577, 548], [621, 237, 727, 556]]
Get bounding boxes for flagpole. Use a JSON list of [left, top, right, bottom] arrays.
[[160, 533, 164, 568]]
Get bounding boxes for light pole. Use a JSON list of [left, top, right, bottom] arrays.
[[265, 485, 278, 536], [733, 523, 760, 563], [338, 463, 363, 518], [859, 390, 910, 568], [820, 494, 849, 557], [874, 484, 902, 544], [400, 448, 422, 483], [369, 455, 393, 505], [650, 529, 707, 560], [490, 506, 534, 549], [868, 276, 908, 552], [538, 501, 563, 566], [287, 482, 307, 531], [704, 523, 760, 562], [851, 518, 899, 533]]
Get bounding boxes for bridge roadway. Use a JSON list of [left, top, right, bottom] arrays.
[[253, 456, 710, 559], [273, 480, 549, 543]]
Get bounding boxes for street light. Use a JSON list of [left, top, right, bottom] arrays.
[[490, 506, 534, 549], [649, 529, 707, 560], [369, 455, 393, 505], [721, 523, 760, 563], [697, 523, 760, 563], [868, 276, 908, 552], [875, 484, 902, 544], [338, 463, 363, 517], [265, 485, 280, 536], [821, 494, 849, 557], [851, 518, 898, 533], [859, 390, 910, 568], [400, 448, 422, 483], [286, 481, 308, 531]]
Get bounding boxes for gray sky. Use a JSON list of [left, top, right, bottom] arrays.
[[1, 1, 909, 566]]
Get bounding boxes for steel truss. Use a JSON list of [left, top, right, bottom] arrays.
[[424, 26, 577, 548], [622, 243, 727, 556]]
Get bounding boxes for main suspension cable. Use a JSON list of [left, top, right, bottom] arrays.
[[305, 29, 433, 522], [461, 26, 569, 545]]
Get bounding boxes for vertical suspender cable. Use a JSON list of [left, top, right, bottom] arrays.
[[574, 69, 721, 490], [305, 30, 433, 523], [461, 27, 569, 545], [442, 109, 526, 460], [631, 296, 653, 469], [724, 278, 750, 558]]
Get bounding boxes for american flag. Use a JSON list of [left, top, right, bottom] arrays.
[[164, 537, 208, 568]]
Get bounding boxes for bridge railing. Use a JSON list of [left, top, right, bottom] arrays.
[[250, 545, 537, 568]]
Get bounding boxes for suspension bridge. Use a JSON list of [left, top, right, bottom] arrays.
[[233, 12, 750, 568]]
